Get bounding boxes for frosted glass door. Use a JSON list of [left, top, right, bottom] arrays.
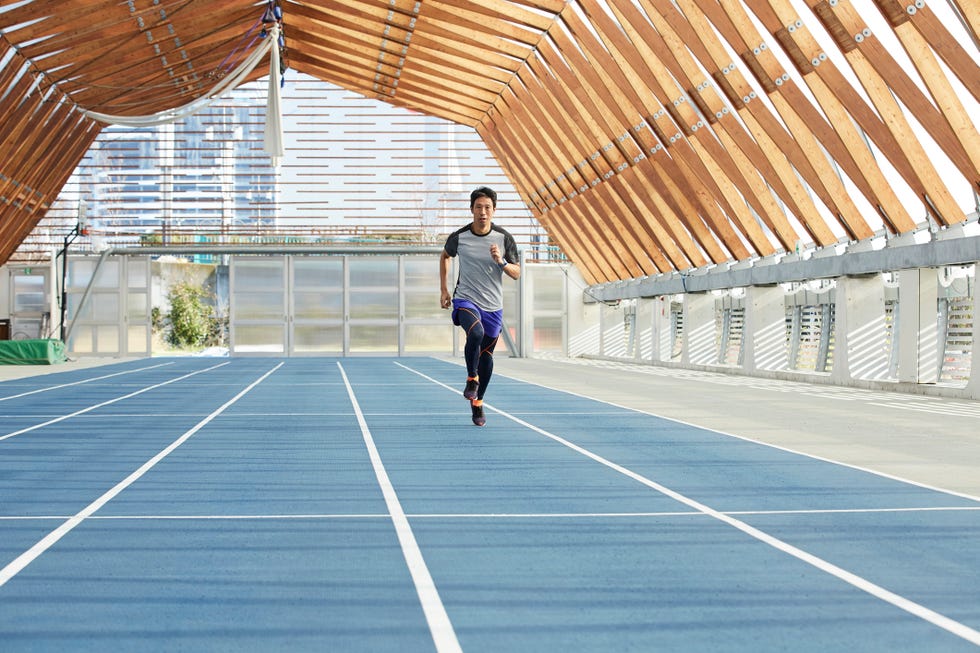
[[290, 257, 344, 355], [230, 257, 287, 354]]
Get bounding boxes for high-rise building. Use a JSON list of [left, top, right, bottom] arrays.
[[14, 74, 549, 262]]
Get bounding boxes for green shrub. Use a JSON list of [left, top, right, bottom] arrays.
[[166, 282, 211, 348]]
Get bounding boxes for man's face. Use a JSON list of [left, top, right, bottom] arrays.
[[471, 196, 495, 233]]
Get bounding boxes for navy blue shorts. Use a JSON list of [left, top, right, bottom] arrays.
[[451, 299, 504, 339]]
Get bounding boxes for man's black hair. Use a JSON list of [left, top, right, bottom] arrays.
[[470, 186, 497, 209]]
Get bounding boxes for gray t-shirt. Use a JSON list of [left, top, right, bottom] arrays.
[[444, 224, 519, 312]]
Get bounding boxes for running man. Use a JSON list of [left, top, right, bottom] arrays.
[[440, 186, 521, 426]]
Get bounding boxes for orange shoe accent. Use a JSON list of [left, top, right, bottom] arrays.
[[464, 376, 479, 399], [470, 399, 486, 426]]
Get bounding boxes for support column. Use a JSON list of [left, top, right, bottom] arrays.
[[964, 271, 979, 399], [634, 297, 654, 361], [568, 278, 600, 358], [0, 266, 10, 323], [653, 295, 674, 361], [653, 296, 672, 362], [834, 275, 888, 382], [743, 285, 788, 373], [599, 302, 627, 357], [683, 293, 716, 365], [897, 268, 939, 384]]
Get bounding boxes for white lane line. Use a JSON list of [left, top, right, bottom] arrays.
[[337, 362, 461, 653], [0, 363, 175, 402], [483, 367, 980, 503], [0, 362, 282, 589], [398, 362, 980, 647], [0, 362, 231, 443], [3, 505, 979, 521], [869, 402, 980, 418], [0, 514, 394, 521], [0, 411, 358, 419], [551, 358, 979, 416], [5, 505, 980, 521]]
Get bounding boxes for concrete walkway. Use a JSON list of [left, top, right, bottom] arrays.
[[491, 356, 980, 499], [0, 356, 136, 381]]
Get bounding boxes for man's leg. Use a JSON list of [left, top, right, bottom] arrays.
[[471, 307, 504, 426], [454, 305, 484, 399], [468, 335, 497, 427], [476, 334, 499, 400]]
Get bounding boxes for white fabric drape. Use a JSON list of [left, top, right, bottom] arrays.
[[82, 25, 280, 135], [263, 30, 284, 166]]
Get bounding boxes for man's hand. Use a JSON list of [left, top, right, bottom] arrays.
[[490, 244, 504, 265]]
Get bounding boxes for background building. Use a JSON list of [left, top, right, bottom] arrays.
[[12, 75, 552, 262]]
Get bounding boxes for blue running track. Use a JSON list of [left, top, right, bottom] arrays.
[[0, 358, 977, 651]]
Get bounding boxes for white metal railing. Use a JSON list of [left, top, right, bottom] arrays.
[[575, 265, 978, 398]]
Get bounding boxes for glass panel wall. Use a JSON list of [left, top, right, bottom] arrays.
[[65, 256, 131, 355], [404, 257, 453, 353], [231, 257, 286, 354], [529, 265, 565, 355], [62, 252, 530, 358], [292, 257, 344, 354], [348, 257, 398, 353]]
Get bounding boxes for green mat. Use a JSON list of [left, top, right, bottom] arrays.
[[0, 339, 68, 365]]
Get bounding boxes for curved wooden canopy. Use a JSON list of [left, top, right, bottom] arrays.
[[0, 0, 978, 283]]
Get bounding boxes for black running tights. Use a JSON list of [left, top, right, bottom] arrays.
[[456, 306, 499, 400]]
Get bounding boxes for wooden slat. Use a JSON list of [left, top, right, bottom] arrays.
[[1, 0, 975, 270], [529, 43, 618, 185], [533, 205, 610, 284], [479, 112, 550, 214], [862, 2, 980, 186], [426, 0, 551, 41], [615, 167, 709, 269], [533, 41, 627, 197], [562, 3, 762, 259], [518, 58, 699, 269], [499, 83, 579, 202], [0, 118, 99, 263], [815, 2, 976, 179], [806, 0, 970, 224], [6, 101, 76, 213], [601, 0, 805, 251], [900, 2, 980, 102], [638, 0, 839, 247], [417, 7, 535, 60], [18, 7, 159, 59], [597, 176, 674, 272], [710, 0, 910, 236], [564, 195, 647, 279], [489, 91, 571, 209], [532, 213, 605, 284], [750, 1, 934, 222], [947, 1, 980, 48], [50, 9, 261, 112], [514, 80, 594, 202], [485, 91, 636, 277], [673, 0, 864, 242], [514, 67, 600, 198]]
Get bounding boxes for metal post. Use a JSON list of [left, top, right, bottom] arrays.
[[58, 225, 80, 342]]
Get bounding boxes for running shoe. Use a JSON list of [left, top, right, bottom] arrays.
[[463, 376, 479, 400], [471, 399, 486, 427]]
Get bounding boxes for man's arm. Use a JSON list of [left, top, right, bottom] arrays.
[[493, 238, 521, 280], [500, 259, 520, 280], [439, 250, 453, 308]]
